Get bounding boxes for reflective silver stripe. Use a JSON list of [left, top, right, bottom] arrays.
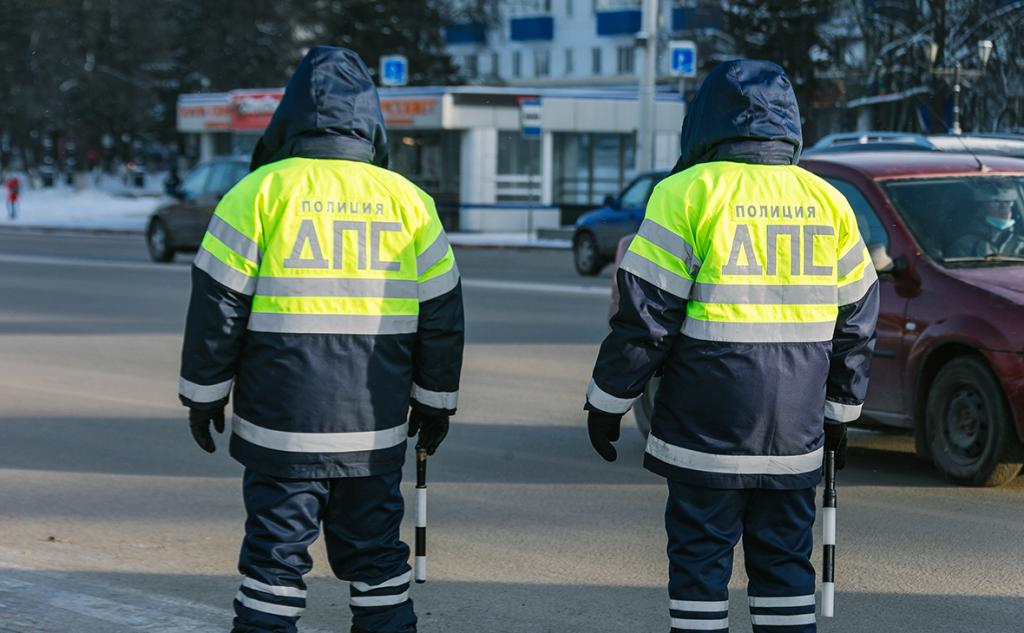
[[682, 318, 836, 343], [825, 400, 862, 422], [178, 377, 232, 403], [351, 571, 412, 593], [242, 577, 307, 599], [670, 599, 729, 612], [587, 378, 637, 414], [235, 591, 304, 617], [669, 617, 729, 631], [646, 435, 823, 475], [691, 283, 837, 305], [350, 591, 409, 607], [837, 265, 878, 306], [208, 215, 261, 265], [750, 614, 816, 626], [419, 264, 460, 302], [194, 247, 257, 295], [619, 250, 693, 298], [257, 276, 418, 298], [233, 414, 408, 453], [837, 237, 867, 278], [247, 312, 418, 335], [411, 383, 458, 410], [417, 232, 451, 273], [748, 594, 815, 608], [638, 219, 702, 275]]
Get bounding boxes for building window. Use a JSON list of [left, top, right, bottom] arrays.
[[534, 49, 550, 77], [464, 54, 479, 78], [512, 51, 522, 78], [564, 48, 574, 75], [491, 52, 500, 77], [591, 47, 602, 75], [616, 45, 635, 74]]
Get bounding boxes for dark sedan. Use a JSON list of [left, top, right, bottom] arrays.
[[146, 157, 249, 262]]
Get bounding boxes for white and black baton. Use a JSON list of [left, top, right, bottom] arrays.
[[822, 450, 837, 617], [415, 448, 427, 584]]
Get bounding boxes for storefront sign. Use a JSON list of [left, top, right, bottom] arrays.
[[177, 94, 233, 132], [231, 89, 284, 131], [381, 97, 441, 128]]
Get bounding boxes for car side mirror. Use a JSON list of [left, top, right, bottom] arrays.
[[869, 243, 906, 281], [604, 194, 619, 209]]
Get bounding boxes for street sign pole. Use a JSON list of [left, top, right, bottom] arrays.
[[636, 0, 659, 173], [518, 96, 542, 239]]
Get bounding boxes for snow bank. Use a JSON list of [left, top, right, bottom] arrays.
[[2, 187, 159, 232]]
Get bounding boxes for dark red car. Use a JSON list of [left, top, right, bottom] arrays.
[[621, 150, 1024, 486]]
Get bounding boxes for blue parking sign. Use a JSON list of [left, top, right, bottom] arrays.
[[380, 55, 408, 86], [669, 40, 697, 78]]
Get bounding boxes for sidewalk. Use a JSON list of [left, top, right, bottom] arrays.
[[0, 187, 572, 249]]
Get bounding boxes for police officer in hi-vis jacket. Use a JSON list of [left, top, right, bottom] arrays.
[[178, 46, 464, 633], [585, 60, 879, 633]]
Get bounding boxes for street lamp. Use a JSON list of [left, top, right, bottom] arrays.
[[929, 39, 994, 135]]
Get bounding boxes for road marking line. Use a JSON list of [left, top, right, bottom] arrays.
[[0, 254, 612, 296]]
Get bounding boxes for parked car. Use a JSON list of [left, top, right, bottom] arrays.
[[146, 157, 250, 262], [807, 130, 1024, 159], [572, 171, 666, 275], [617, 150, 1024, 486]]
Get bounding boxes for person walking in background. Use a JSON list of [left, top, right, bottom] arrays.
[[5, 174, 19, 220], [178, 46, 464, 633], [584, 60, 879, 633]]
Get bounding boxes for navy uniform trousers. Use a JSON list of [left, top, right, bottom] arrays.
[[666, 481, 817, 633], [232, 469, 416, 633]]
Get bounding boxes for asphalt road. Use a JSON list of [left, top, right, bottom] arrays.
[[0, 229, 1021, 633]]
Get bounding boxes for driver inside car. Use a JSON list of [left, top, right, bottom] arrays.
[[949, 186, 1024, 258]]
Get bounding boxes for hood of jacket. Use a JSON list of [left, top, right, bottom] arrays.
[[670, 59, 802, 175], [250, 46, 388, 171]]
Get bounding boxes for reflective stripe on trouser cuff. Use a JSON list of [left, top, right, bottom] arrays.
[[646, 435, 823, 476], [178, 376, 232, 403], [587, 379, 637, 414], [350, 591, 409, 607], [837, 237, 867, 278], [837, 265, 878, 305], [619, 250, 693, 299], [194, 248, 257, 295], [208, 215, 261, 265], [691, 283, 836, 305], [417, 232, 451, 273], [748, 594, 815, 608], [351, 571, 412, 593], [412, 383, 458, 410], [682, 318, 836, 343], [235, 591, 304, 617], [247, 312, 418, 335], [256, 276, 418, 298], [671, 599, 729, 612], [670, 617, 729, 631], [750, 613, 816, 626], [637, 219, 702, 275], [241, 577, 307, 598], [825, 400, 862, 422], [233, 415, 408, 453], [419, 265, 460, 302]]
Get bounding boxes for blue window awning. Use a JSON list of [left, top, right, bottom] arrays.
[[596, 9, 642, 36], [510, 16, 554, 41], [445, 23, 487, 45]]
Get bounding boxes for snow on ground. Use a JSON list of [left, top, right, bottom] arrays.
[[2, 186, 160, 232]]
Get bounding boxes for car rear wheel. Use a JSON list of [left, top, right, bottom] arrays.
[[574, 232, 604, 276], [146, 219, 175, 263], [926, 356, 1023, 486]]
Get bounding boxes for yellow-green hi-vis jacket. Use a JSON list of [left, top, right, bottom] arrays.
[[179, 157, 465, 478], [589, 160, 879, 489]]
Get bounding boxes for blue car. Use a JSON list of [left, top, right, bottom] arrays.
[[572, 171, 667, 275]]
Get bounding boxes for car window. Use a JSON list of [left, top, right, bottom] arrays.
[[619, 177, 652, 208], [231, 163, 249, 186], [204, 162, 237, 197], [825, 177, 889, 247], [181, 164, 212, 198]]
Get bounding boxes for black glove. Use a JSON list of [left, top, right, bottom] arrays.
[[408, 409, 449, 455], [587, 410, 623, 462], [824, 422, 848, 470], [189, 407, 225, 453]]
